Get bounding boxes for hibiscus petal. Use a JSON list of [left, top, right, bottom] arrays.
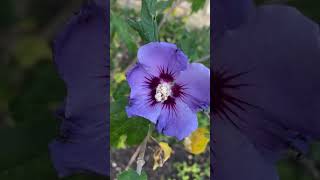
[[156, 100, 198, 140], [175, 63, 210, 112], [126, 63, 162, 123], [213, 0, 255, 38], [137, 42, 188, 76], [126, 63, 151, 98], [214, 5, 320, 142], [212, 119, 279, 180], [126, 95, 162, 124], [53, 1, 108, 115], [49, 104, 108, 177], [213, 5, 320, 165], [50, 1, 109, 177]]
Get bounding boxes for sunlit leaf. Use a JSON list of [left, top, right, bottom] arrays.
[[184, 128, 209, 155], [117, 169, 147, 180], [188, 0, 206, 12], [114, 72, 126, 84]]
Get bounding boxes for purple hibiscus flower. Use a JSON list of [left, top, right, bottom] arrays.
[[126, 42, 210, 140], [213, 0, 320, 180], [49, 0, 109, 177]]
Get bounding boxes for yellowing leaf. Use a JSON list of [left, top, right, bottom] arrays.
[[152, 142, 172, 170], [114, 72, 126, 83], [184, 128, 209, 155]]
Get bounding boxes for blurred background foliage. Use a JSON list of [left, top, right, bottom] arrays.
[[0, 0, 319, 179], [0, 0, 107, 179]]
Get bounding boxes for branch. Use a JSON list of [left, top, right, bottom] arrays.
[[136, 124, 153, 175], [125, 144, 141, 170]]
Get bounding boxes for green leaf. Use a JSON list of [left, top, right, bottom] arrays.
[[127, 19, 147, 42], [110, 81, 149, 147], [110, 101, 150, 147], [111, 12, 138, 57], [189, 0, 206, 12], [141, 0, 157, 19], [117, 169, 147, 180], [128, 0, 159, 43]]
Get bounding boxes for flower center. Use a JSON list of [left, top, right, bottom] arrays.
[[155, 82, 172, 103]]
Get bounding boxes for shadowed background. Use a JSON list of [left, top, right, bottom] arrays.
[[0, 0, 106, 179]]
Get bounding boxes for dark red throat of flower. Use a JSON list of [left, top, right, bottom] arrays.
[[212, 68, 257, 120], [144, 67, 187, 112]]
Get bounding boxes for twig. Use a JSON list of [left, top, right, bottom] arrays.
[[158, 0, 183, 31], [125, 144, 142, 170], [204, 110, 210, 120], [194, 54, 210, 63], [150, 136, 158, 143], [136, 124, 153, 175]]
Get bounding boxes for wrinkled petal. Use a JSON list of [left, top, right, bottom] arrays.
[[50, 1, 109, 177], [213, 4, 320, 160], [125, 64, 162, 123], [213, 0, 255, 39], [156, 100, 197, 140], [175, 63, 210, 112], [126, 63, 151, 98], [137, 42, 188, 76], [53, 1, 108, 115], [212, 119, 279, 180], [49, 105, 108, 177], [126, 96, 162, 123]]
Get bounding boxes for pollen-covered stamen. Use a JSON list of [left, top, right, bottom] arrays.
[[155, 82, 172, 102]]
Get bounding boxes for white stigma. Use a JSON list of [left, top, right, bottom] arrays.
[[155, 82, 172, 102]]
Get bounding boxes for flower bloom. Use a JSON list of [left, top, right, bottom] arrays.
[[126, 42, 210, 140], [213, 0, 320, 180], [49, 0, 109, 177]]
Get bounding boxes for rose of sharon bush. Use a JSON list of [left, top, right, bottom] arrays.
[[126, 42, 210, 140]]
